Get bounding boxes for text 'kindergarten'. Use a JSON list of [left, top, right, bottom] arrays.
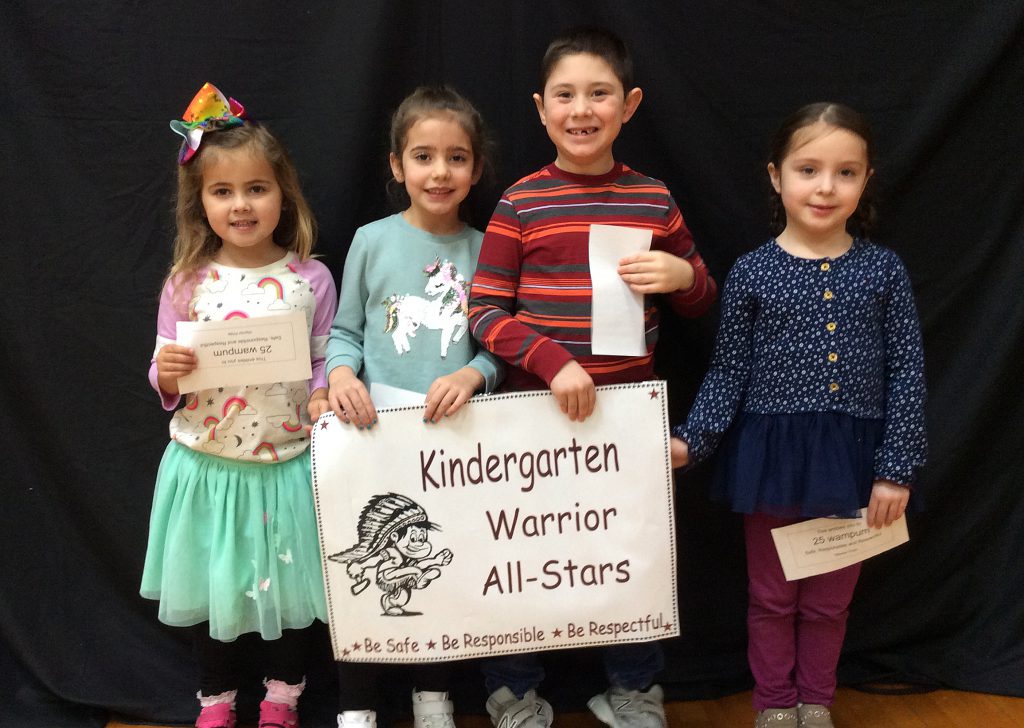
[[420, 437, 620, 493]]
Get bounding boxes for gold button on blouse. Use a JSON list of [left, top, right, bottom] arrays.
[[829, 382, 840, 392], [828, 352, 839, 362], [823, 290, 834, 300], [820, 262, 831, 271], [826, 322, 837, 332]]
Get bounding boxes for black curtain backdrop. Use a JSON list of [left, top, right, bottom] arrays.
[[2, 2, 1022, 726]]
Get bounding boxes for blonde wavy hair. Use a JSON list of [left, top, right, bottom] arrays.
[[166, 122, 317, 302]]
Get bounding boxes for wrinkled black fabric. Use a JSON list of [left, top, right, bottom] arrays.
[[2, 2, 1022, 726]]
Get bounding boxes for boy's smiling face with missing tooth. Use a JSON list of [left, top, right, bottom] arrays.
[[533, 52, 643, 176]]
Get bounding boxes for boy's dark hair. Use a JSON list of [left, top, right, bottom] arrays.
[[768, 102, 877, 238], [540, 26, 634, 91]]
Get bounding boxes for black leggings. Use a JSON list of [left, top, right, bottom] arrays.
[[192, 625, 311, 696], [336, 661, 451, 709]]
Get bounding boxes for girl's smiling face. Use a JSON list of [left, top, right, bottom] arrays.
[[533, 52, 642, 176], [201, 146, 283, 266], [768, 122, 872, 246], [390, 113, 481, 235]]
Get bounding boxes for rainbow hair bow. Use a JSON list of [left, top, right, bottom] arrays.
[[170, 82, 246, 164]]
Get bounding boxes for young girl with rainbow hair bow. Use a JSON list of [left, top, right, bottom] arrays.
[[141, 82, 337, 728]]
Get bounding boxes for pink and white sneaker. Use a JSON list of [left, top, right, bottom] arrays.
[[259, 699, 299, 728], [196, 702, 237, 728]]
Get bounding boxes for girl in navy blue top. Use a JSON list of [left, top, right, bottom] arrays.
[[671, 103, 926, 728]]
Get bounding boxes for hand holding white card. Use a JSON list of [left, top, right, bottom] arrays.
[[770, 509, 909, 581], [589, 224, 653, 356], [176, 310, 311, 392]]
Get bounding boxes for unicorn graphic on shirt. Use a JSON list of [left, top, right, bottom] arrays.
[[381, 257, 469, 358]]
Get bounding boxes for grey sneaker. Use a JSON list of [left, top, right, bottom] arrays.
[[412, 690, 455, 728], [755, 707, 798, 728], [486, 687, 553, 728], [797, 703, 834, 728], [588, 684, 666, 728]]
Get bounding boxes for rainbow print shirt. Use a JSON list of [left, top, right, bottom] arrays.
[[149, 252, 337, 463]]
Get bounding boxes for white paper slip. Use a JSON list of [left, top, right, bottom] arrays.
[[176, 310, 311, 393], [369, 382, 426, 408], [771, 509, 909, 581], [588, 224, 652, 356]]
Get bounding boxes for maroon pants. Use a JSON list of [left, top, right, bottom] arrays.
[[744, 513, 861, 710]]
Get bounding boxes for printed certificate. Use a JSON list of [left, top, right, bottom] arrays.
[[312, 381, 679, 662], [771, 510, 910, 581], [176, 310, 311, 393]]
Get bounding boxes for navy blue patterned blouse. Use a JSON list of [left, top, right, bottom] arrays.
[[673, 238, 927, 485]]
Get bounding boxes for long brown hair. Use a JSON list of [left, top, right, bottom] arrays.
[[167, 122, 316, 300]]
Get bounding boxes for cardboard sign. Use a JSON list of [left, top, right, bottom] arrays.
[[311, 381, 679, 662]]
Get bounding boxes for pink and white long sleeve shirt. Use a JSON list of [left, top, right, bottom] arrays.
[[149, 252, 337, 463]]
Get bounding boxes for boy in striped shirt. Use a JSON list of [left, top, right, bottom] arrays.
[[469, 25, 717, 728]]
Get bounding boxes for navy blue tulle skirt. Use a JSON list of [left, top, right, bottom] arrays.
[[711, 412, 885, 518]]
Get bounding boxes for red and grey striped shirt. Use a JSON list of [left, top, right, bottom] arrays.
[[469, 162, 717, 391]]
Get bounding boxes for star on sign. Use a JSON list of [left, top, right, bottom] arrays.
[[320, 420, 330, 430], [352, 642, 361, 651], [649, 388, 659, 399], [426, 640, 437, 650], [552, 628, 562, 638], [662, 623, 673, 632]]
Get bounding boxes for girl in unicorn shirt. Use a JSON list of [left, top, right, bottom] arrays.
[[324, 86, 501, 728]]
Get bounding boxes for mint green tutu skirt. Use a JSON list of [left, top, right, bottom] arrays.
[[141, 441, 327, 641]]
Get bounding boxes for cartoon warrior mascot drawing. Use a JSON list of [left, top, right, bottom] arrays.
[[329, 493, 452, 615]]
